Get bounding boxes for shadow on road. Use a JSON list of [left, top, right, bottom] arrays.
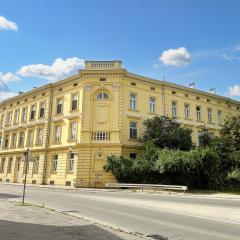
[[0, 193, 21, 199], [0, 219, 124, 240]]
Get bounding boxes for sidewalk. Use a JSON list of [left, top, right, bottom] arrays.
[[1, 182, 240, 200], [0, 198, 143, 240]]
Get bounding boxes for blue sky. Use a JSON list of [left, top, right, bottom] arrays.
[[0, 0, 240, 101]]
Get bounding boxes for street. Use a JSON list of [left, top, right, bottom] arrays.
[[0, 183, 240, 240]]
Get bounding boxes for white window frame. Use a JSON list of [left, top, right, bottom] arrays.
[[130, 93, 136, 110], [172, 101, 177, 117], [150, 97, 156, 113]]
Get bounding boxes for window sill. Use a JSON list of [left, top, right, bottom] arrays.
[[67, 139, 77, 143], [148, 112, 157, 115], [35, 143, 43, 147], [52, 141, 62, 145], [128, 109, 139, 112], [128, 138, 138, 142], [184, 118, 193, 120]]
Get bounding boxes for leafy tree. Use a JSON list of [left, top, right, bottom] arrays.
[[198, 128, 219, 148], [141, 116, 193, 151], [218, 113, 240, 172]]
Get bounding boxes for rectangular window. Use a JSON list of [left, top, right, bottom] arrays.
[[39, 102, 45, 118], [71, 94, 78, 111], [218, 110, 222, 125], [130, 153, 137, 159], [0, 114, 4, 128], [172, 101, 177, 117], [33, 156, 39, 174], [14, 109, 20, 124], [22, 107, 28, 122], [28, 130, 34, 146], [130, 93, 136, 110], [19, 132, 25, 146], [52, 155, 58, 172], [7, 157, 13, 173], [56, 98, 63, 114], [150, 97, 156, 113], [55, 125, 61, 143], [70, 122, 77, 140], [68, 153, 75, 172], [196, 106, 201, 121], [208, 108, 212, 123], [4, 135, 9, 148], [37, 128, 43, 145], [184, 104, 190, 119], [30, 105, 36, 120], [0, 158, 6, 173], [7, 111, 12, 126], [11, 133, 17, 148], [130, 122, 137, 139]]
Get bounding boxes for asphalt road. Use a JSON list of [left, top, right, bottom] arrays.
[[0, 183, 240, 240]]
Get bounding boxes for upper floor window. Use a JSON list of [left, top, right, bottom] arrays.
[[22, 107, 28, 122], [172, 101, 177, 117], [4, 135, 9, 148], [96, 92, 109, 100], [208, 108, 212, 123], [130, 121, 137, 139], [52, 155, 58, 172], [56, 98, 63, 114], [11, 133, 17, 148], [1, 113, 4, 128], [39, 102, 45, 118], [130, 93, 136, 110], [14, 109, 20, 124], [218, 111, 222, 125], [28, 130, 34, 146], [71, 94, 78, 111], [70, 122, 77, 140], [150, 97, 156, 113], [37, 128, 43, 145], [184, 104, 190, 119], [196, 106, 201, 121], [19, 132, 25, 146], [7, 111, 12, 126], [55, 125, 61, 143], [30, 105, 36, 120]]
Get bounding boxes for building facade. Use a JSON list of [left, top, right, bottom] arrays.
[[0, 60, 239, 187]]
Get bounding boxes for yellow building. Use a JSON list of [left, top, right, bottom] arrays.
[[0, 60, 239, 187]]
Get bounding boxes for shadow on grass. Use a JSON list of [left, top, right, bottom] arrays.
[[0, 219, 124, 240]]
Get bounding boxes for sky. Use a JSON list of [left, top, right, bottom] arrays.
[[0, 0, 240, 101]]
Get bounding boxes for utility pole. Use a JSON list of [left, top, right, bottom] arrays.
[[22, 148, 30, 205]]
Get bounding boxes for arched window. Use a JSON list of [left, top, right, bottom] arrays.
[[96, 92, 109, 100]]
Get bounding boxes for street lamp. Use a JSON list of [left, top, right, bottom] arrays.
[[22, 148, 34, 205]]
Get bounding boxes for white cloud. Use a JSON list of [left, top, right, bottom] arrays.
[[0, 16, 18, 31], [0, 91, 17, 101], [0, 72, 20, 84], [229, 85, 240, 97], [234, 46, 240, 52], [17, 57, 85, 82], [159, 47, 191, 66], [222, 54, 240, 61]]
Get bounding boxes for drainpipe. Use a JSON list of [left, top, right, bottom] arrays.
[[42, 85, 53, 185]]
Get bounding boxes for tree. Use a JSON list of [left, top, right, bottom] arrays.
[[141, 116, 193, 150], [198, 128, 218, 148], [218, 113, 240, 172]]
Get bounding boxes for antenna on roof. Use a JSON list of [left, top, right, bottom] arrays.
[[188, 82, 196, 89], [162, 73, 165, 82], [209, 88, 216, 94]]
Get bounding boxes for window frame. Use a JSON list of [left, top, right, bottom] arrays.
[[71, 93, 78, 111], [150, 97, 156, 113], [129, 93, 137, 110], [129, 121, 138, 140], [56, 97, 63, 115]]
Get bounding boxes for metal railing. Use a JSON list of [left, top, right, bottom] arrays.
[[106, 183, 188, 193]]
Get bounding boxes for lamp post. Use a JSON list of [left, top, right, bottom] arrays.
[[22, 148, 30, 205]]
